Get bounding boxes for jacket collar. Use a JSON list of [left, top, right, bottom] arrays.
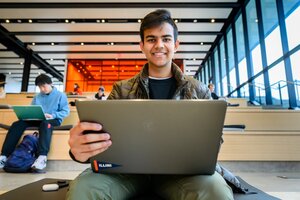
[[139, 62, 188, 87]]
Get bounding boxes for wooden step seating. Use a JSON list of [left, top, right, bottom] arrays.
[[0, 94, 300, 161]]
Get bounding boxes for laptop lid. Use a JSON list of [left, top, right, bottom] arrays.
[[76, 100, 227, 175], [12, 105, 46, 121]]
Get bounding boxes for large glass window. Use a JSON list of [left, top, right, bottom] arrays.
[[290, 50, 300, 106], [235, 14, 248, 87], [209, 57, 213, 81], [246, 0, 263, 75], [283, 0, 299, 17], [253, 74, 266, 105], [205, 62, 209, 85], [246, 0, 259, 50], [268, 62, 288, 107], [213, 49, 220, 94], [226, 28, 236, 93], [251, 45, 263, 75], [261, 0, 283, 65], [238, 58, 248, 86], [220, 40, 227, 95], [265, 27, 283, 65], [235, 14, 246, 62], [201, 68, 204, 83], [285, 4, 300, 50]]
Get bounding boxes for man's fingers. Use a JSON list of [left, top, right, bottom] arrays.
[[70, 121, 102, 136], [80, 133, 111, 144], [80, 140, 112, 153]]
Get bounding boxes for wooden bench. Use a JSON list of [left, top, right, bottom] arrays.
[[1, 99, 300, 161]]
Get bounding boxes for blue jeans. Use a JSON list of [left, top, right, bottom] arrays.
[[1, 119, 60, 156]]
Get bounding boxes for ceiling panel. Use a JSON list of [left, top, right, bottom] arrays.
[[0, 44, 6, 49], [3, 23, 223, 32], [0, 58, 24, 63], [0, 8, 231, 19], [0, 51, 19, 58]]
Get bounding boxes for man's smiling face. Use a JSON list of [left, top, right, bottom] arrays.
[[140, 22, 179, 69]]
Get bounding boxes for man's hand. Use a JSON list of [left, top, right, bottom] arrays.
[[68, 122, 112, 162], [45, 113, 53, 119]]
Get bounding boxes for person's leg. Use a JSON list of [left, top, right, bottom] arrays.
[[1, 120, 31, 156], [31, 119, 60, 172], [66, 168, 151, 200], [37, 119, 60, 156], [153, 173, 233, 200]]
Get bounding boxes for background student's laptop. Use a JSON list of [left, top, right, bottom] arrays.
[[76, 100, 227, 175], [12, 105, 46, 120]]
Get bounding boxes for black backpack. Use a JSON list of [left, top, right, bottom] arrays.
[[4, 132, 39, 173]]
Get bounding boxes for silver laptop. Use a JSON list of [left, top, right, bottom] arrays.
[[76, 100, 227, 175], [12, 105, 46, 120]]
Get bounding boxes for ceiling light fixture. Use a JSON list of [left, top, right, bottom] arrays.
[[17, 19, 22, 23], [81, 42, 84, 46], [101, 19, 105, 23], [193, 19, 197, 23], [65, 19, 69, 23], [51, 42, 55, 46], [111, 42, 114, 45], [138, 19, 141, 23], [96, 19, 100, 23], [174, 19, 178, 23], [211, 19, 215, 23], [28, 19, 32, 23], [32, 42, 35, 46], [5, 19, 10, 23]]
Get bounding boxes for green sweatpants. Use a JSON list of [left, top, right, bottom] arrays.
[[66, 168, 233, 200]]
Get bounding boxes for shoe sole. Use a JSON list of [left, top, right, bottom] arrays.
[[31, 166, 46, 173]]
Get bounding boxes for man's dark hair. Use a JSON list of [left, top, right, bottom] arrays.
[[35, 74, 52, 86], [140, 9, 178, 43]]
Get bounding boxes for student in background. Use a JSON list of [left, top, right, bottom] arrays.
[[94, 86, 106, 100], [0, 73, 6, 98], [72, 83, 82, 95], [208, 83, 220, 100], [66, 9, 233, 200], [0, 74, 70, 172]]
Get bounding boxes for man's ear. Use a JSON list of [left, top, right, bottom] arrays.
[[139, 41, 144, 53], [174, 40, 180, 52]]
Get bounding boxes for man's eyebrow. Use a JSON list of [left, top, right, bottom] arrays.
[[145, 34, 173, 39], [145, 35, 156, 39], [162, 34, 173, 38]]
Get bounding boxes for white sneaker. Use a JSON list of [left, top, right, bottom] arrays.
[[31, 155, 47, 173], [0, 155, 7, 169]]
